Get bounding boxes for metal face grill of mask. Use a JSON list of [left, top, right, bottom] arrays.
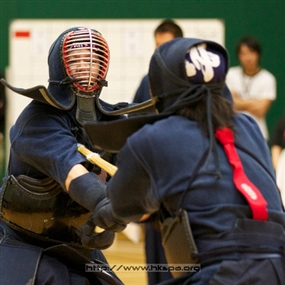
[[62, 28, 109, 93]]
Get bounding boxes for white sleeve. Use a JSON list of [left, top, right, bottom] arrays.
[[260, 71, 276, 100]]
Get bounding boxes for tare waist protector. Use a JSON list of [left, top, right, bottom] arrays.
[[0, 175, 91, 249]]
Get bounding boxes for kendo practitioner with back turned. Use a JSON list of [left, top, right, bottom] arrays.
[[81, 38, 285, 285]]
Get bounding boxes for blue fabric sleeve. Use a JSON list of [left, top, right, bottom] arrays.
[[106, 140, 160, 222], [9, 102, 86, 189]]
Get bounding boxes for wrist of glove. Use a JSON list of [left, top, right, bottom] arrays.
[[68, 172, 115, 249], [79, 198, 126, 249], [68, 172, 106, 211], [89, 197, 127, 232], [68, 172, 123, 248], [80, 220, 115, 249]]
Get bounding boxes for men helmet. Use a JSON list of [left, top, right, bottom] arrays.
[[48, 27, 110, 124], [148, 38, 232, 114]]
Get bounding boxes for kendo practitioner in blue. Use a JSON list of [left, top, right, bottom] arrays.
[[0, 27, 139, 285], [82, 38, 285, 284]]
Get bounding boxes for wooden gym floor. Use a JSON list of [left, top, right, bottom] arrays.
[[102, 230, 148, 285]]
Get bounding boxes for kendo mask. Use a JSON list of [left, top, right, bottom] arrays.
[[48, 27, 110, 125], [148, 38, 231, 114]]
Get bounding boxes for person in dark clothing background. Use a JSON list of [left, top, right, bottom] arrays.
[[133, 19, 183, 104]]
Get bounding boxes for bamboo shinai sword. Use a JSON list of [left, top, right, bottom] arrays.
[[77, 144, 117, 176]]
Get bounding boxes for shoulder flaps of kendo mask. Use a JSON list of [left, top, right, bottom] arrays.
[[94, 95, 156, 116], [84, 112, 170, 152], [0, 78, 75, 110]]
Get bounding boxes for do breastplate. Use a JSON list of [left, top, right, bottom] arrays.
[[0, 175, 91, 249]]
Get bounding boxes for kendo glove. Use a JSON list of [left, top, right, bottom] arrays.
[[80, 198, 127, 249], [87, 197, 127, 232], [80, 219, 115, 249], [68, 172, 115, 249]]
